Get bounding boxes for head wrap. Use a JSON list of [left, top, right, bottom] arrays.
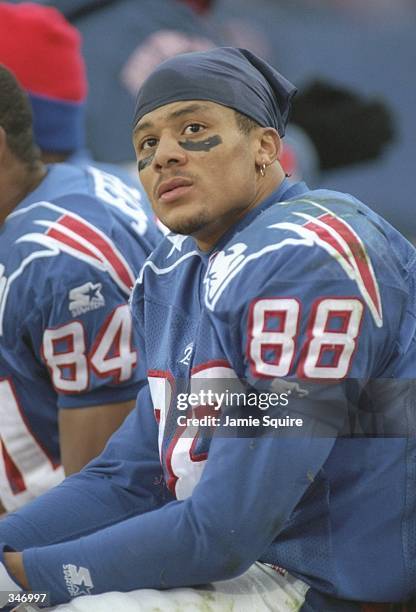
[[133, 47, 297, 136], [0, 2, 87, 152]]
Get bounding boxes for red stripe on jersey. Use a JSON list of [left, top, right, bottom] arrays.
[[303, 213, 381, 321], [303, 219, 351, 269], [46, 227, 101, 262], [191, 359, 232, 375], [1, 439, 25, 494], [50, 215, 135, 290], [319, 213, 381, 320]]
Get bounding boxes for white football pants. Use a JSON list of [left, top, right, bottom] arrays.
[[47, 563, 308, 612]]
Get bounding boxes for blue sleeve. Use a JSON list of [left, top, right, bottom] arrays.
[[15, 380, 340, 605], [23, 439, 335, 603], [0, 385, 170, 552]]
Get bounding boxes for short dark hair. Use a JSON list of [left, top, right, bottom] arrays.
[[0, 65, 39, 166], [234, 110, 260, 135]]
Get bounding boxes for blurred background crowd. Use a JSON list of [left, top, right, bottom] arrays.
[[3, 0, 415, 239]]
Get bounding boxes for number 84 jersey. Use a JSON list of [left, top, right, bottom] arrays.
[[0, 163, 160, 511]]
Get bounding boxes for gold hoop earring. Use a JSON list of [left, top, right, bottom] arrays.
[[260, 163, 267, 177]]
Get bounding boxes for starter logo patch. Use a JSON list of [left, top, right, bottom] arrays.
[[69, 282, 105, 317]]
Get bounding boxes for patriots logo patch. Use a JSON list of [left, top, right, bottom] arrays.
[[204, 203, 382, 327], [293, 211, 382, 326], [0, 202, 135, 335], [19, 209, 135, 294], [204, 243, 248, 304]]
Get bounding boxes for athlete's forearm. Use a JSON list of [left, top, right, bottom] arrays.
[[0, 399, 169, 574], [19, 434, 335, 607], [0, 472, 142, 554]]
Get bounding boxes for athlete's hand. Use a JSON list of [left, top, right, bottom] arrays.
[[291, 79, 395, 170], [0, 552, 22, 609]]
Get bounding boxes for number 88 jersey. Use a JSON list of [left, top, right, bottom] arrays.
[[135, 180, 416, 506]]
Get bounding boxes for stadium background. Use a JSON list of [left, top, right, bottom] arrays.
[[8, 0, 415, 240]]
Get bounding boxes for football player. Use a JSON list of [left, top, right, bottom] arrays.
[[0, 66, 160, 513], [0, 49, 414, 611]]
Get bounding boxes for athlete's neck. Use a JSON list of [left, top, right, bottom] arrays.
[[194, 164, 285, 252], [0, 159, 46, 226]]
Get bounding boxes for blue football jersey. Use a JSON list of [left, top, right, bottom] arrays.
[[0, 179, 414, 607], [0, 163, 160, 510], [130, 178, 416, 600]]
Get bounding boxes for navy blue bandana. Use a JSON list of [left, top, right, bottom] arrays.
[[133, 47, 297, 136]]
